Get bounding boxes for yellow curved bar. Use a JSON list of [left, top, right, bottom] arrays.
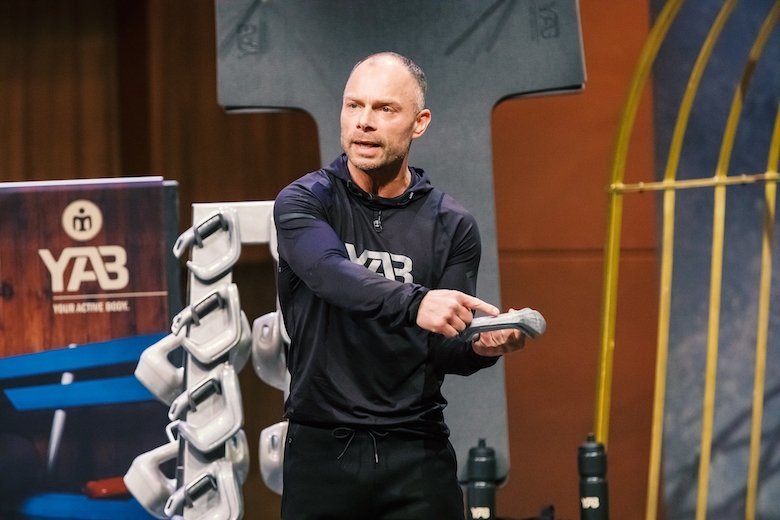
[[595, 0, 685, 445], [746, 101, 780, 520], [746, 105, 780, 520], [695, 6, 780, 520], [645, 3, 738, 518]]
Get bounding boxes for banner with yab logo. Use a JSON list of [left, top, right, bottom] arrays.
[[1, 178, 172, 355], [0, 177, 179, 514]]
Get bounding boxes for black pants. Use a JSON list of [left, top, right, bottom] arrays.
[[281, 422, 465, 520]]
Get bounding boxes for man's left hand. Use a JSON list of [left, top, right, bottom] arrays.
[[470, 308, 528, 357]]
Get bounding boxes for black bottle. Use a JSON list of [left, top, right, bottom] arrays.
[[466, 438, 496, 520], [578, 433, 609, 520]]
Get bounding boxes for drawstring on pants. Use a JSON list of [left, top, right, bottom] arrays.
[[333, 427, 388, 464]]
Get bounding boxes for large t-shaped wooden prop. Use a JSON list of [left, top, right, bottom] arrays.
[[215, 0, 585, 482]]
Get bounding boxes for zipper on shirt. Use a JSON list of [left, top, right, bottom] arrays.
[[373, 209, 383, 232]]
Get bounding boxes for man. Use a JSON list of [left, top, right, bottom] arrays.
[[274, 52, 527, 519]]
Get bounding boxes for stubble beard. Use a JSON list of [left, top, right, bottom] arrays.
[[342, 136, 411, 179]]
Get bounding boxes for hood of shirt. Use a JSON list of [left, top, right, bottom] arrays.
[[325, 153, 434, 209]]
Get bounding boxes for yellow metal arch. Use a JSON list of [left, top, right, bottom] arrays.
[[696, 7, 779, 519], [595, 0, 780, 518], [645, 2, 738, 518], [595, 0, 685, 446], [746, 105, 780, 520]]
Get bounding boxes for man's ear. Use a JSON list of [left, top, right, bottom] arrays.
[[412, 109, 432, 139]]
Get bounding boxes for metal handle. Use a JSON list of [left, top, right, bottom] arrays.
[[134, 330, 186, 405], [167, 363, 244, 453], [171, 283, 244, 365], [173, 207, 241, 282], [163, 460, 243, 520]]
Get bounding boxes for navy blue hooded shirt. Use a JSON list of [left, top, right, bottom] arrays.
[[274, 154, 497, 438]]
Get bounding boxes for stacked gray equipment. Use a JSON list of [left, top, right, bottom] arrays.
[[126, 201, 281, 519]]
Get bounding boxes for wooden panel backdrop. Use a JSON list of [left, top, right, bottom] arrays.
[[0, 1, 120, 181], [493, 3, 658, 518]]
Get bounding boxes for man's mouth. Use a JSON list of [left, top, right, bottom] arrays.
[[353, 140, 381, 149]]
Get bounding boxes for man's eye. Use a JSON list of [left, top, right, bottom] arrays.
[[382, 106, 392, 112]]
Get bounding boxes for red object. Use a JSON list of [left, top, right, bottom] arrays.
[[85, 476, 129, 498]]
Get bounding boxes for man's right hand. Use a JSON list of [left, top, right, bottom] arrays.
[[415, 289, 499, 338]]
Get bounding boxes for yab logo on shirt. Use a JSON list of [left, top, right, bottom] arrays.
[[345, 243, 413, 283]]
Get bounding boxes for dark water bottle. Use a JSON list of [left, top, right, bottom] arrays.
[[466, 438, 496, 520], [578, 433, 609, 520]]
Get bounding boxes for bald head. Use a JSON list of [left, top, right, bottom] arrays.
[[349, 52, 427, 112]]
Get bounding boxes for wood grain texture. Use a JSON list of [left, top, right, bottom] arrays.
[[0, 0, 120, 182], [0, 181, 169, 355]]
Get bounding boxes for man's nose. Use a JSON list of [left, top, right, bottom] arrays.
[[357, 107, 375, 130]]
